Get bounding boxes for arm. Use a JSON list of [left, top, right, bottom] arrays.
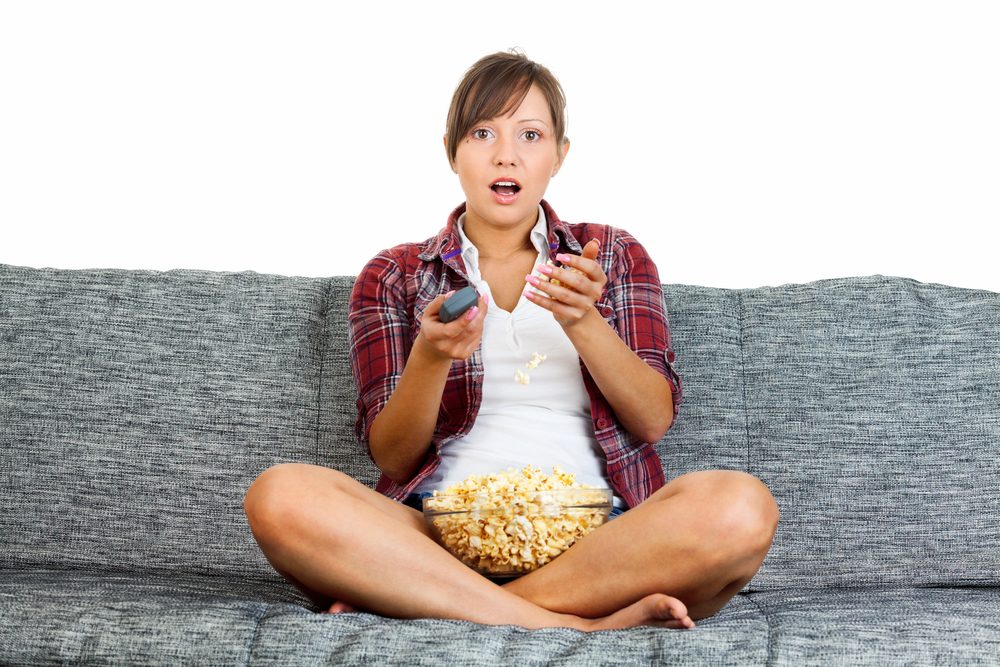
[[367, 335, 453, 483], [350, 257, 489, 484], [560, 308, 673, 444], [524, 237, 678, 443]]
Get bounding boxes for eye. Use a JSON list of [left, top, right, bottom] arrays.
[[472, 128, 492, 140], [522, 130, 541, 142]]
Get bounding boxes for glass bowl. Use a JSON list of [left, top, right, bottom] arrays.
[[422, 488, 613, 578]]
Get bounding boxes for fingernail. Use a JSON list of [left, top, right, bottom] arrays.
[[525, 275, 540, 286], [446, 290, 455, 297], [556, 253, 570, 263], [465, 306, 479, 321], [537, 264, 553, 275], [483, 293, 490, 304]]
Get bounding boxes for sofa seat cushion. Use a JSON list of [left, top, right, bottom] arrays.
[[0, 569, 309, 665], [247, 592, 766, 665], [1, 571, 767, 665], [749, 586, 1000, 665]]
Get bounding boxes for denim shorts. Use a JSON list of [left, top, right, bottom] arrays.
[[403, 492, 627, 520]]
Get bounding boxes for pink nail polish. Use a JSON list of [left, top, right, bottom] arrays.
[[465, 306, 479, 321], [538, 264, 553, 275], [556, 253, 571, 263]]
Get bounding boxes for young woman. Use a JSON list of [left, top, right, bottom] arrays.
[[244, 51, 779, 632]]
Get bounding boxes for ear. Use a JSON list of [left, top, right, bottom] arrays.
[[443, 135, 457, 173], [552, 139, 571, 177]]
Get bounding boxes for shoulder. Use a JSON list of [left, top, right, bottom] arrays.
[[567, 222, 648, 254], [556, 221, 657, 281], [356, 228, 445, 281], [350, 232, 442, 311], [543, 202, 652, 263]]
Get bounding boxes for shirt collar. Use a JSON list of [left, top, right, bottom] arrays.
[[418, 199, 582, 264]]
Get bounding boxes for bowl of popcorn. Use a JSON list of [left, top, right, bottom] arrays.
[[422, 465, 613, 578]]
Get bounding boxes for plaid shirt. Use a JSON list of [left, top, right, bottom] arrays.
[[348, 200, 682, 510]]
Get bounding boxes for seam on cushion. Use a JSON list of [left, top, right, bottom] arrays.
[[738, 290, 752, 474], [241, 602, 270, 667], [315, 279, 333, 465], [741, 593, 774, 667]]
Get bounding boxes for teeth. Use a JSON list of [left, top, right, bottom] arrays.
[[494, 181, 517, 187]]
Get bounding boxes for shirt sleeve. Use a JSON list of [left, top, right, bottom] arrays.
[[348, 251, 413, 462], [604, 231, 683, 431]]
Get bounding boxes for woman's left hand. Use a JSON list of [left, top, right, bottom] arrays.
[[523, 238, 606, 328]]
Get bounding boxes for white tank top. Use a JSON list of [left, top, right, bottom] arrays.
[[414, 208, 624, 508]]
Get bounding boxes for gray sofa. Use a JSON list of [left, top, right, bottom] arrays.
[[2, 262, 999, 666]]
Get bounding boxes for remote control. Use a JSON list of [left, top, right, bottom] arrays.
[[439, 286, 480, 323]]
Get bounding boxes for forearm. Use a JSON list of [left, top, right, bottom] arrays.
[[369, 336, 453, 484], [564, 308, 674, 444]]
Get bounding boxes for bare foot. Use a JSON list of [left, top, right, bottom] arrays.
[[325, 600, 357, 614], [586, 593, 696, 631]]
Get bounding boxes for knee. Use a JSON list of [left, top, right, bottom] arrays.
[[676, 470, 780, 555], [244, 463, 336, 544], [714, 472, 780, 554]]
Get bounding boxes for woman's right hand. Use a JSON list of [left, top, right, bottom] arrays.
[[415, 290, 489, 362]]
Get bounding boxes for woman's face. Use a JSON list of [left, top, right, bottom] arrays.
[[450, 84, 569, 235]]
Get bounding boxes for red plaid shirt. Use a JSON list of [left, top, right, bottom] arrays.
[[348, 200, 682, 510]]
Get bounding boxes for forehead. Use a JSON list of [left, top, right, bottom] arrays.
[[486, 84, 554, 126]]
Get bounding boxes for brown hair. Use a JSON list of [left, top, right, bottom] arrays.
[[445, 50, 568, 165]]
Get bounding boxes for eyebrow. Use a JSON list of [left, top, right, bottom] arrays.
[[516, 118, 550, 126]]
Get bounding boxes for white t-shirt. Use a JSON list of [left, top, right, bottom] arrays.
[[414, 206, 625, 508]]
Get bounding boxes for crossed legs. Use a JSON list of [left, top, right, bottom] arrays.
[[243, 464, 778, 631]]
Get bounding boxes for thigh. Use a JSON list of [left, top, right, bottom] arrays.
[[642, 469, 766, 505], [260, 463, 435, 541]]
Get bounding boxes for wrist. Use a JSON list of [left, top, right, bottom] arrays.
[[413, 331, 454, 367], [561, 304, 602, 332]]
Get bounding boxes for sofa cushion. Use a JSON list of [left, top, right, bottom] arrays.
[[317, 276, 381, 488], [658, 284, 749, 476], [247, 593, 767, 666], [738, 276, 1000, 589], [0, 570, 307, 665], [0, 264, 328, 581], [749, 586, 1000, 665]]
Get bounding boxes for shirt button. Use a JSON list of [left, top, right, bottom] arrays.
[[667, 350, 676, 363], [597, 418, 609, 429]]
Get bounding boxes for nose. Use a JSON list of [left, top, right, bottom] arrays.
[[492, 133, 517, 167]]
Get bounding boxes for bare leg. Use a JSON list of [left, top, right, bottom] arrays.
[[502, 470, 779, 621], [243, 464, 695, 631]]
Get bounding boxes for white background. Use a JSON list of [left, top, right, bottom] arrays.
[[2, 1, 997, 291]]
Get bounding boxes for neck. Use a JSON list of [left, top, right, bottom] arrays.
[[462, 208, 539, 261]]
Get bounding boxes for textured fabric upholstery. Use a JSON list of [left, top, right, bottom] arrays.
[[749, 586, 1000, 664], [736, 277, 1000, 590], [0, 265, 327, 581], [2, 262, 998, 665], [248, 594, 767, 666], [317, 276, 382, 488]]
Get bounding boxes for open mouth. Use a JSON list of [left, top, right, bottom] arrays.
[[490, 179, 522, 196]]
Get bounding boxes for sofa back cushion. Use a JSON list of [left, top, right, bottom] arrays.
[[0, 264, 327, 580], [317, 278, 382, 487], [4, 265, 998, 591], [711, 276, 1000, 589]]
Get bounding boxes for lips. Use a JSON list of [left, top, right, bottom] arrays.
[[490, 178, 521, 194], [490, 178, 521, 204]]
